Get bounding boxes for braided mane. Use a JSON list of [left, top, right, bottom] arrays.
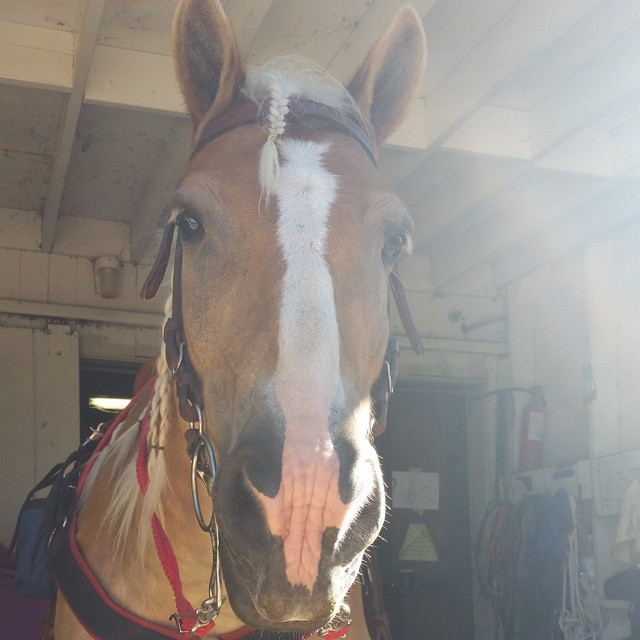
[[242, 57, 360, 200]]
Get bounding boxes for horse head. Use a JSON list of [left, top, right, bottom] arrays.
[[144, 0, 426, 632]]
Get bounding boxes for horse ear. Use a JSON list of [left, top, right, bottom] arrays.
[[173, 0, 245, 125], [348, 6, 427, 144]]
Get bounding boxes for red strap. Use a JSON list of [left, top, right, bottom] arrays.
[[135, 407, 215, 637], [76, 376, 158, 499], [136, 408, 151, 492]]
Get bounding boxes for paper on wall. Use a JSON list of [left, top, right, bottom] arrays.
[[392, 470, 439, 511], [399, 520, 438, 562]]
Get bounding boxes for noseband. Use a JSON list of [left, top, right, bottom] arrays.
[[139, 97, 424, 636]]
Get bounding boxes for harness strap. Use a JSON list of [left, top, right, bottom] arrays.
[[389, 265, 424, 356]]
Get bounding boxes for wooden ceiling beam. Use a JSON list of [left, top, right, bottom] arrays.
[[390, 0, 600, 186], [84, 46, 183, 116], [0, 21, 73, 91], [41, 0, 105, 253]]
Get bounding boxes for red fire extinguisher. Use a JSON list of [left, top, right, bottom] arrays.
[[519, 386, 546, 471]]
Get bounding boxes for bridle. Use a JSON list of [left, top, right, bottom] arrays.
[[141, 96, 424, 418], [139, 96, 424, 636]]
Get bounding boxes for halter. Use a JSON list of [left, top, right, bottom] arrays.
[[139, 96, 424, 636]]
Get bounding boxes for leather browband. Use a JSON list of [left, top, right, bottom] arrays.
[[191, 98, 377, 166]]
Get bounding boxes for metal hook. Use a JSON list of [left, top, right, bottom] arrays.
[[169, 341, 185, 375], [384, 360, 393, 394], [188, 403, 204, 434]]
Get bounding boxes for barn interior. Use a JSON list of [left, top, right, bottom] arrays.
[[2, 1, 640, 638]]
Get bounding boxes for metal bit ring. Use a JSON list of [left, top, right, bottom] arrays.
[[190, 433, 217, 532]]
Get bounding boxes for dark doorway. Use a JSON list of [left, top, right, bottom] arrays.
[[79, 360, 140, 442], [376, 382, 474, 639]]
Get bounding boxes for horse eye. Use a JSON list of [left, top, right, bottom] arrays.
[[383, 230, 409, 263], [178, 214, 203, 240]]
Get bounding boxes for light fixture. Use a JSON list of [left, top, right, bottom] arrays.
[[89, 397, 131, 412], [94, 256, 122, 299]]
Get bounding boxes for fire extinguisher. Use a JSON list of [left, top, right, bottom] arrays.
[[519, 386, 546, 471]]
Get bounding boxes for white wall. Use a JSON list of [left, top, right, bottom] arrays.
[[504, 249, 590, 468], [0, 324, 79, 544]]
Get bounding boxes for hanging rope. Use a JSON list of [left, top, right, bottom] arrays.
[[475, 500, 520, 639], [559, 496, 602, 640], [476, 493, 602, 640]]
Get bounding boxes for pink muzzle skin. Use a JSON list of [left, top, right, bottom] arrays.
[[258, 436, 352, 591]]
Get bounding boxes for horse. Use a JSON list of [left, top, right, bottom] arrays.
[[53, 0, 427, 637]]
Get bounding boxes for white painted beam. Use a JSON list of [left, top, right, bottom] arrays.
[[492, 181, 640, 287], [529, 19, 640, 158], [0, 21, 73, 91], [441, 106, 530, 160], [440, 116, 620, 179], [41, 1, 106, 253], [0, 298, 161, 329], [130, 118, 192, 263], [84, 45, 184, 115]]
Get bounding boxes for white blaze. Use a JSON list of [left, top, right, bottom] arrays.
[[274, 139, 340, 440]]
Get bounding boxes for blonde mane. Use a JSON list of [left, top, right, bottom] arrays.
[[79, 293, 173, 560]]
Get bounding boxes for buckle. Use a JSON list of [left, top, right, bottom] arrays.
[[164, 319, 184, 374], [169, 613, 193, 635]]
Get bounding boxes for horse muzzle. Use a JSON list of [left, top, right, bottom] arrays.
[[213, 436, 385, 631]]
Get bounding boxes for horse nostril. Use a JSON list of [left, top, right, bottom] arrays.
[[242, 453, 281, 500]]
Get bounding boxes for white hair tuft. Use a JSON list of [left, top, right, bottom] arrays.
[[243, 56, 361, 201]]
